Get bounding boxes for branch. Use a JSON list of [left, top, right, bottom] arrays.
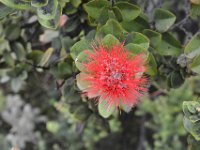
[[171, 15, 189, 30], [137, 116, 146, 150], [171, 0, 190, 30], [110, 0, 115, 7]]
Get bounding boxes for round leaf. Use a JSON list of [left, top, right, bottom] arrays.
[[184, 32, 200, 59], [102, 34, 120, 49], [70, 39, 90, 60], [115, 2, 141, 22], [75, 50, 89, 71], [39, 47, 54, 66], [126, 32, 150, 50], [121, 15, 149, 32], [0, 3, 13, 19], [146, 53, 157, 76], [83, 0, 109, 19], [38, 4, 62, 29], [98, 19, 126, 39], [155, 33, 181, 56], [143, 29, 162, 48], [98, 100, 115, 118], [125, 43, 148, 55], [37, 0, 58, 20], [154, 8, 176, 33], [76, 73, 90, 91]]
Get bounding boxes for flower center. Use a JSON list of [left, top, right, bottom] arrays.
[[99, 56, 129, 91]]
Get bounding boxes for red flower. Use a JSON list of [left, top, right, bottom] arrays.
[[79, 43, 148, 110]]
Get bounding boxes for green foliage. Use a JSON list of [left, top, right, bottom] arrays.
[[137, 79, 197, 150], [115, 2, 141, 22], [0, 0, 200, 149], [183, 100, 200, 140], [184, 33, 200, 74], [0, 0, 73, 29], [190, 4, 200, 19], [84, 0, 109, 20], [0, 3, 13, 19], [154, 8, 176, 33]]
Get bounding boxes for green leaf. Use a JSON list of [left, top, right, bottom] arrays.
[[11, 77, 24, 93], [12, 42, 26, 61], [126, 32, 149, 50], [185, 119, 200, 141], [85, 30, 96, 41], [37, 0, 58, 20], [115, 2, 141, 22], [112, 6, 123, 22], [125, 43, 147, 55], [73, 105, 91, 121], [5, 24, 21, 41], [98, 19, 126, 39], [50, 61, 73, 79], [98, 100, 115, 118], [84, 0, 109, 19], [0, 0, 32, 9], [184, 33, 200, 74], [76, 73, 90, 91], [98, 7, 109, 25], [31, 0, 48, 7], [70, 39, 90, 60], [189, 55, 200, 74], [169, 71, 184, 88], [183, 101, 200, 120], [38, 4, 61, 29], [0, 3, 14, 19], [0, 39, 10, 55], [39, 47, 54, 66], [102, 34, 120, 49], [46, 121, 60, 133], [146, 53, 157, 76], [154, 8, 176, 33], [65, 4, 77, 15], [184, 32, 200, 59], [62, 80, 81, 103], [183, 117, 194, 133], [71, 0, 81, 8], [27, 50, 44, 65], [122, 15, 150, 32], [143, 29, 162, 48], [156, 32, 182, 56], [3, 53, 15, 67], [190, 4, 200, 19], [75, 50, 89, 71]]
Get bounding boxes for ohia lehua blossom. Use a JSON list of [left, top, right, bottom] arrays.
[[76, 37, 148, 112]]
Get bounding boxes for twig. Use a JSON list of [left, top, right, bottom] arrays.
[[171, 15, 189, 30], [110, 0, 115, 7], [171, 0, 190, 30], [56, 79, 66, 90], [137, 115, 146, 150]]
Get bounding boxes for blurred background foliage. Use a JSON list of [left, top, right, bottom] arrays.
[[0, 0, 200, 150]]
